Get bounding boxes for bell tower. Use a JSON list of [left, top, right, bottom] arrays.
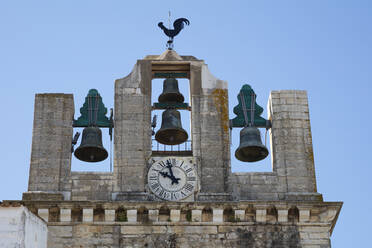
[[113, 49, 231, 201], [6, 18, 342, 247]]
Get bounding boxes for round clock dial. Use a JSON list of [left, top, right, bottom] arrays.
[[148, 157, 197, 201]]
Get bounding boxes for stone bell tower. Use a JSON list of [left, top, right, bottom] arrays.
[[1, 48, 342, 247], [113, 49, 230, 201]]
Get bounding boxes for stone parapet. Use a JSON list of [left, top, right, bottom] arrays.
[[5, 200, 341, 232]]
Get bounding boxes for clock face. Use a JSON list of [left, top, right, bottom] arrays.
[[148, 157, 197, 201]]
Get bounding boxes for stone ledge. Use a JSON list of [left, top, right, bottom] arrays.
[[10, 200, 342, 229], [22, 192, 64, 201]]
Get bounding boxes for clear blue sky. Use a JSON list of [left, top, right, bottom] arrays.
[[1, 1, 371, 247]]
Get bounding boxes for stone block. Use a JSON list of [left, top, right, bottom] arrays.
[[121, 225, 167, 234], [127, 209, 137, 222], [299, 209, 310, 223], [256, 209, 266, 222], [148, 209, 159, 222], [170, 209, 180, 222], [192, 209, 202, 222], [171, 226, 218, 234], [213, 209, 223, 223], [234, 210, 245, 221], [105, 209, 115, 222], [38, 208, 49, 222], [83, 209, 93, 222], [48, 226, 72, 238], [60, 208, 71, 222], [278, 209, 288, 222]]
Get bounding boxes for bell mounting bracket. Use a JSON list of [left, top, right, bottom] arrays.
[[73, 89, 114, 140], [230, 84, 271, 129]]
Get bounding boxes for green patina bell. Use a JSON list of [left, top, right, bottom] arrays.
[[158, 78, 185, 103], [235, 126, 268, 162], [74, 126, 108, 162], [155, 109, 188, 145]]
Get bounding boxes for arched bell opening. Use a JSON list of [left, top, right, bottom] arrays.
[[93, 206, 105, 222], [71, 207, 83, 222], [115, 207, 127, 222], [151, 78, 192, 156], [71, 89, 114, 172], [229, 84, 272, 172], [48, 206, 60, 222], [137, 207, 149, 223]]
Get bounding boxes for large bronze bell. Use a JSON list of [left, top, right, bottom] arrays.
[[74, 126, 108, 162], [235, 126, 268, 162], [155, 109, 188, 145], [158, 78, 185, 103]]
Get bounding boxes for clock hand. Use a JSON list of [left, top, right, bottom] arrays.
[[159, 171, 171, 178], [160, 171, 180, 185], [166, 160, 181, 185]]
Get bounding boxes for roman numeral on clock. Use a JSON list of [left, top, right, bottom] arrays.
[[149, 175, 157, 181], [184, 183, 194, 192], [171, 192, 177, 200], [158, 161, 166, 167], [150, 182, 160, 190], [187, 177, 196, 181]]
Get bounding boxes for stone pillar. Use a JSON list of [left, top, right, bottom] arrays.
[[114, 61, 152, 199], [127, 209, 137, 222], [148, 210, 159, 222], [82, 209, 93, 222], [299, 209, 310, 223], [170, 209, 180, 222], [27, 94, 74, 193], [191, 62, 230, 199], [212, 209, 223, 223], [277, 209, 289, 223], [105, 209, 115, 222], [268, 91, 320, 200], [234, 210, 245, 221], [256, 209, 267, 222], [60, 208, 71, 222], [191, 209, 202, 222]]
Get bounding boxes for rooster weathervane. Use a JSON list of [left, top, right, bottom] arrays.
[[158, 16, 190, 50]]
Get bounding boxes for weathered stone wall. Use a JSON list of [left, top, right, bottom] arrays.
[[114, 60, 152, 199], [47, 223, 302, 248], [14, 200, 340, 248], [190, 62, 231, 198], [70, 172, 114, 201], [0, 205, 47, 248], [27, 94, 74, 193]]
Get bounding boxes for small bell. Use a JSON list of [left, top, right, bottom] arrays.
[[235, 126, 268, 162], [155, 109, 188, 145], [74, 126, 108, 162], [158, 78, 185, 103]]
